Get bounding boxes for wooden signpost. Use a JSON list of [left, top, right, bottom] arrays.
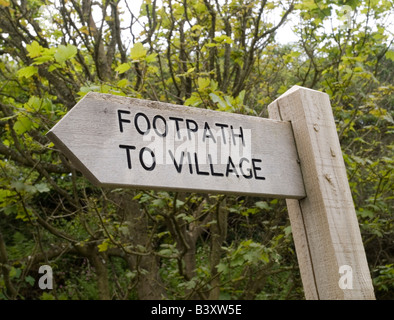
[[47, 91, 305, 199], [47, 86, 375, 300]]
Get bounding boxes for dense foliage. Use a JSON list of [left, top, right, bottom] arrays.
[[0, 0, 393, 300]]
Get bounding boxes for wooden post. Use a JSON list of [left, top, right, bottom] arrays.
[[268, 86, 375, 300]]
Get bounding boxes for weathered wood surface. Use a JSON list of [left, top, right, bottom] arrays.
[[268, 86, 375, 300], [47, 92, 305, 198]]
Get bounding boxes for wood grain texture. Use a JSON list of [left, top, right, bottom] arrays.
[[47, 92, 305, 198], [268, 86, 375, 300]]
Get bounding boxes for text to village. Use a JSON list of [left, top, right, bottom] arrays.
[[117, 109, 265, 180]]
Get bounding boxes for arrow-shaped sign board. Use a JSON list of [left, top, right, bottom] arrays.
[[47, 92, 305, 199]]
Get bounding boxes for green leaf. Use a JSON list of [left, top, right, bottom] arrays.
[[26, 41, 43, 58], [385, 50, 394, 61], [237, 90, 245, 104], [255, 201, 270, 210], [25, 275, 35, 286], [33, 47, 56, 65], [125, 271, 137, 279], [216, 262, 229, 274], [130, 42, 147, 60], [213, 35, 233, 44], [145, 53, 157, 63], [266, 2, 275, 10], [204, 42, 219, 48], [152, 198, 166, 208], [25, 96, 42, 112], [298, 0, 318, 10], [13, 116, 32, 134], [17, 66, 38, 79], [97, 240, 109, 252], [357, 209, 374, 218], [40, 292, 55, 300], [209, 93, 228, 110], [78, 85, 101, 96], [115, 63, 131, 74], [11, 180, 36, 194], [184, 93, 202, 107], [198, 77, 210, 91], [35, 183, 50, 193], [54, 44, 77, 64], [158, 248, 173, 256], [210, 80, 218, 91], [132, 193, 143, 200], [48, 64, 60, 72], [0, 0, 10, 7], [175, 199, 185, 208], [9, 267, 21, 279], [176, 213, 193, 223], [117, 79, 129, 88]]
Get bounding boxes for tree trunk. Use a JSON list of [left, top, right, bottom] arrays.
[[208, 197, 227, 299], [113, 191, 166, 300], [89, 251, 111, 300]]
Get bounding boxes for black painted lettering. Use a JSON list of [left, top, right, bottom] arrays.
[[215, 123, 228, 144], [208, 154, 224, 177], [117, 110, 131, 133], [169, 117, 184, 139], [119, 144, 136, 169], [230, 125, 245, 146], [203, 122, 216, 143], [186, 119, 198, 140], [134, 112, 151, 135], [252, 158, 265, 180], [139, 147, 156, 171], [239, 157, 253, 179], [225, 156, 239, 178], [194, 153, 209, 176], [186, 152, 193, 174], [153, 115, 167, 137], [168, 150, 184, 173]]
